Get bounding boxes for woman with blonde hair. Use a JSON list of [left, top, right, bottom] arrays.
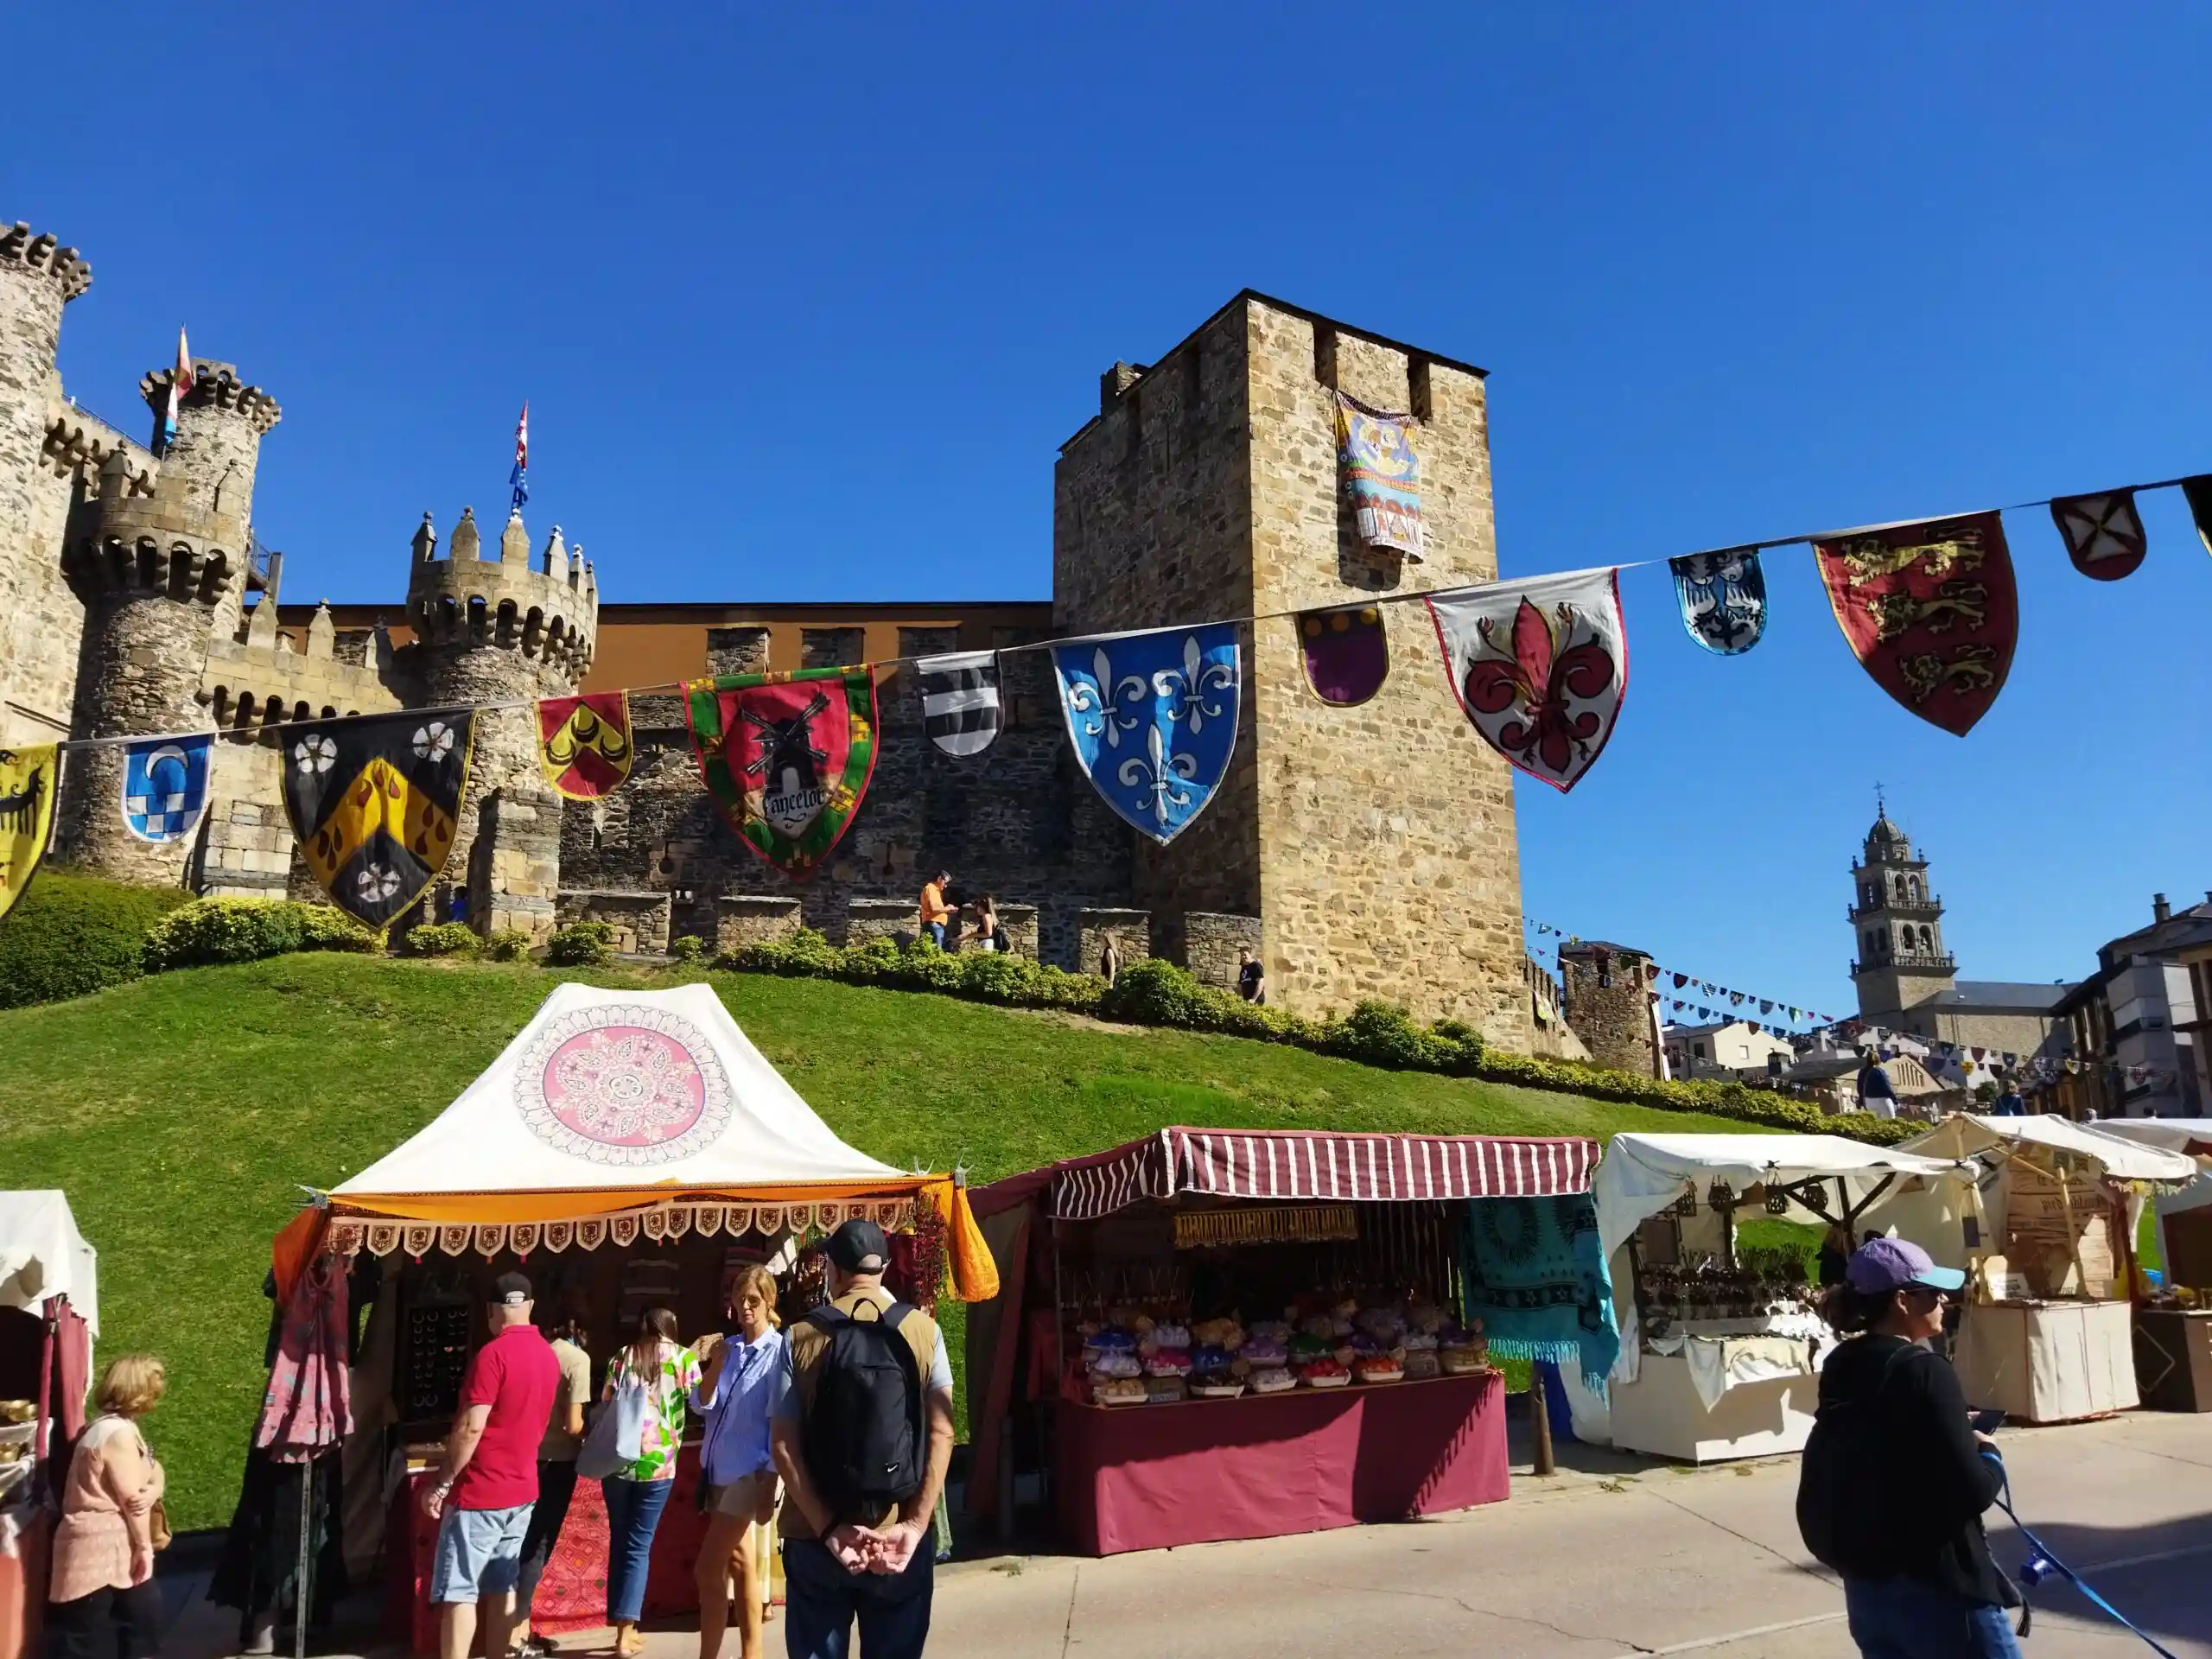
[[600, 1308, 700, 1657], [689, 1266, 785, 1659], [48, 1354, 167, 1659]]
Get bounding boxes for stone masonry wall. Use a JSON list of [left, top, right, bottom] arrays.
[[1184, 911, 1262, 996], [1243, 300, 1529, 1044], [556, 891, 672, 954], [1078, 909, 1152, 980], [1560, 948, 1659, 1077]]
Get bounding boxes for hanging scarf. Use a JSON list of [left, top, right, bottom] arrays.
[[1460, 1192, 1619, 1390], [256, 1251, 353, 1462]]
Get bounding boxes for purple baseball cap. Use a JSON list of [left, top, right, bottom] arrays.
[[1846, 1236, 1965, 1294]]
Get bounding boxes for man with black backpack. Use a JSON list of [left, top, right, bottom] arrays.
[[770, 1218, 955, 1659]]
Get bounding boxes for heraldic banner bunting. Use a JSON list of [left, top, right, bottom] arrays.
[[1813, 511, 2018, 736], [1335, 391, 1426, 560], [1669, 548, 1767, 656], [1052, 623, 1240, 844], [122, 732, 214, 843], [282, 711, 476, 927], [2049, 490, 2145, 582], [537, 691, 633, 800], [685, 666, 879, 880], [1427, 567, 1627, 794], [0, 743, 58, 925], [1294, 603, 1389, 707]]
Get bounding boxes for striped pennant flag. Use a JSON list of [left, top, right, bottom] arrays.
[[916, 650, 1002, 757]]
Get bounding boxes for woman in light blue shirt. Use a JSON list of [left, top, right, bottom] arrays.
[[690, 1264, 785, 1659]]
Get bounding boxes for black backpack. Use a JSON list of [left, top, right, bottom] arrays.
[[1797, 1340, 1915, 1579], [800, 1300, 926, 1517]]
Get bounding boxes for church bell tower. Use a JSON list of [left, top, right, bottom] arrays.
[[1848, 795, 1957, 1020]]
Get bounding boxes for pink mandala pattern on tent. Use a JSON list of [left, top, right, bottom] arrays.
[[543, 1027, 707, 1147]]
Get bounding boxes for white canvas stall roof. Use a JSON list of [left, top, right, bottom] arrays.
[[2089, 1119, 2212, 1159], [1594, 1133, 1969, 1260], [332, 982, 903, 1215], [0, 1191, 99, 1336], [1901, 1115, 2199, 1186]]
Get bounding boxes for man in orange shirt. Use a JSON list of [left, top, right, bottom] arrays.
[[918, 869, 952, 950]]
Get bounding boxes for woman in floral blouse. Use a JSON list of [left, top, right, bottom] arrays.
[[601, 1307, 702, 1656]]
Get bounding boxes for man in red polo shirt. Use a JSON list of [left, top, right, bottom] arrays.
[[423, 1272, 561, 1659]]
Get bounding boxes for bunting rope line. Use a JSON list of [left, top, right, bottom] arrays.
[[1521, 916, 1840, 1028], [33, 468, 2207, 759]]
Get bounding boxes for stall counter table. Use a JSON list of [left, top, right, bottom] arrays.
[[388, 1445, 777, 1653], [1054, 1370, 1507, 1556], [1953, 1300, 2138, 1423], [1606, 1351, 1820, 1464]]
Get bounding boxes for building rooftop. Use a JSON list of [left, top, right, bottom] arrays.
[[1924, 980, 2072, 1013]]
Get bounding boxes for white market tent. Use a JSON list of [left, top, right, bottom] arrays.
[[1900, 1114, 2200, 1186], [2084, 1119, 2212, 1288], [0, 1190, 98, 1336]]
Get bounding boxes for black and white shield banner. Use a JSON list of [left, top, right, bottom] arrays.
[[2049, 490, 2145, 582], [915, 651, 1002, 757]]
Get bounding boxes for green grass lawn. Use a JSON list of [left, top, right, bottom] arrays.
[[0, 954, 1764, 1529]]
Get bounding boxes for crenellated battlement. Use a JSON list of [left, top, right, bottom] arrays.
[[60, 452, 238, 607], [404, 505, 598, 680], [138, 359, 282, 435], [43, 403, 156, 489], [0, 223, 91, 302]]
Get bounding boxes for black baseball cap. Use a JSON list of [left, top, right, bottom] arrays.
[[825, 1218, 889, 1274], [490, 1271, 533, 1306]]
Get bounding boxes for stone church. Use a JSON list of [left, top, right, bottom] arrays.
[[0, 219, 1536, 1041]]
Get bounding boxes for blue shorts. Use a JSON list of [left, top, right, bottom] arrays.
[[431, 1502, 534, 1605]]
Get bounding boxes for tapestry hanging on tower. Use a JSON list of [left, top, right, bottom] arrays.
[[1459, 1192, 1620, 1390], [1052, 624, 1240, 844], [1427, 566, 1627, 793], [2048, 490, 2145, 582], [1813, 511, 2018, 736], [913, 651, 1002, 756], [121, 733, 213, 842], [1334, 392, 1427, 560], [2183, 476, 2212, 556], [0, 743, 58, 926], [537, 692, 633, 800], [1294, 603, 1389, 706], [685, 666, 878, 880], [281, 711, 476, 928], [1668, 548, 1767, 655]]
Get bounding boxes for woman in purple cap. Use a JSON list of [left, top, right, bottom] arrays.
[[1799, 1236, 2020, 1658]]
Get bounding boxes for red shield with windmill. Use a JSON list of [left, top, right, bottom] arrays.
[[685, 668, 878, 879], [1427, 567, 1627, 793]]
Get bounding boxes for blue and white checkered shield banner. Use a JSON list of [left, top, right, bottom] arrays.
[[121, 734, 213, 843], [1052, 623, 1240, 844]]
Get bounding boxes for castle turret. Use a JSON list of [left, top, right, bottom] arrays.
[[0, 223, 95, 745], [55, 448, 239, 881], [399, 505, 598, 936], [1558, 940, 1662, 1077], [139, 359, 280, 648]]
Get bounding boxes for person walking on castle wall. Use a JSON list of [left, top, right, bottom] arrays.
[[424, 1275, 561, 1659], [47, 1354, 167, 1659], [512, 1300, 593, 1657], [769, 1220, 955, 1659], [961, 896, 1008, 955], [1099, 937, 1122, 986], [690, 1265, 785, 1659], [599, 1307, 702, 1657], [917, 871, 952, 951], [1236, 947, 1265, 1006]]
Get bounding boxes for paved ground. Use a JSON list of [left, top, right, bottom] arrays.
[[155, 1409, 2212, 1658]]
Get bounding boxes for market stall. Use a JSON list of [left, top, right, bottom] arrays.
[[963, 1127, 1607, 1556], [2094, 1119, 2212, 1409], [272, 982, 994, 1652], [1587, 1133, 1972, 1463], [0, 1192, 98, 1659], [1895, 1116, 2196, 1421]]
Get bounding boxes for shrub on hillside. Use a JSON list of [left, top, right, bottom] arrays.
[[402, 922, 480, 958], [0, 872, 194, 1010], [141, 897, 377, 971], [545, 921, 614, 966], [669, 934, 708, 964], [482, 930, 536, 963]]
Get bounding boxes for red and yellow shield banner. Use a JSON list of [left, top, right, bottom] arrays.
[[1814, 512, 2017, 736], [537, 692, 633, 800]]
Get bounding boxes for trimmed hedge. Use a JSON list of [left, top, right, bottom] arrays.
[[402, 922, 480, 958], [545, 921, 615, 966], [715, 934, 1919, 1147], [142, 897, 378, 971], [483, 930, 535, 963], [0, 872, 195, 1010]]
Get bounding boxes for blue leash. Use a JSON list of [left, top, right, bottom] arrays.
[[1981, 1450, 2179, 1658]]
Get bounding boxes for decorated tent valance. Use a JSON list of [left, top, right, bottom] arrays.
[[1039, 1127, 1600, 1222], [328, 1196, 917, 1261]]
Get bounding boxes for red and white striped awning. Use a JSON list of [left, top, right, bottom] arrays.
[[1047, 1127, 1599, 1221]]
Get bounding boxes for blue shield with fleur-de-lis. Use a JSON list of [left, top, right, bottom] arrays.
[[1052, 624, 1241, 844]]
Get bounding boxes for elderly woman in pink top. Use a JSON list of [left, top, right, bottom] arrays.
[[48, 1354, 168, 1659]]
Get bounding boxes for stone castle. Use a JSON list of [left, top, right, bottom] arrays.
[[0, 219, 1531, 1044]]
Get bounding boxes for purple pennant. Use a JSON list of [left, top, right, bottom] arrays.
[[1295, 604, 1389, 707]]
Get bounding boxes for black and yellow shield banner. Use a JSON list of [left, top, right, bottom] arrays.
[[282, 712, 475, 927], [0, 744, 59, 927]]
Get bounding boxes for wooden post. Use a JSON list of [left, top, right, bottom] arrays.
[[1530, 1364, 1556, 1476]]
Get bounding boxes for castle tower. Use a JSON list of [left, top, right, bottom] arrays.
[[1849, 804, 1956, 1020], [1558, 941, 1662, 1077], [0, 223, 94, 746], [55, 448, 239, 881], [398, 506, 597, 937], [137, 359, 281, 648], [1053, 292, 1527, 1043]]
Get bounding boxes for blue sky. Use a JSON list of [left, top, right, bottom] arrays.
[[10, 4, 2208, 1015]]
